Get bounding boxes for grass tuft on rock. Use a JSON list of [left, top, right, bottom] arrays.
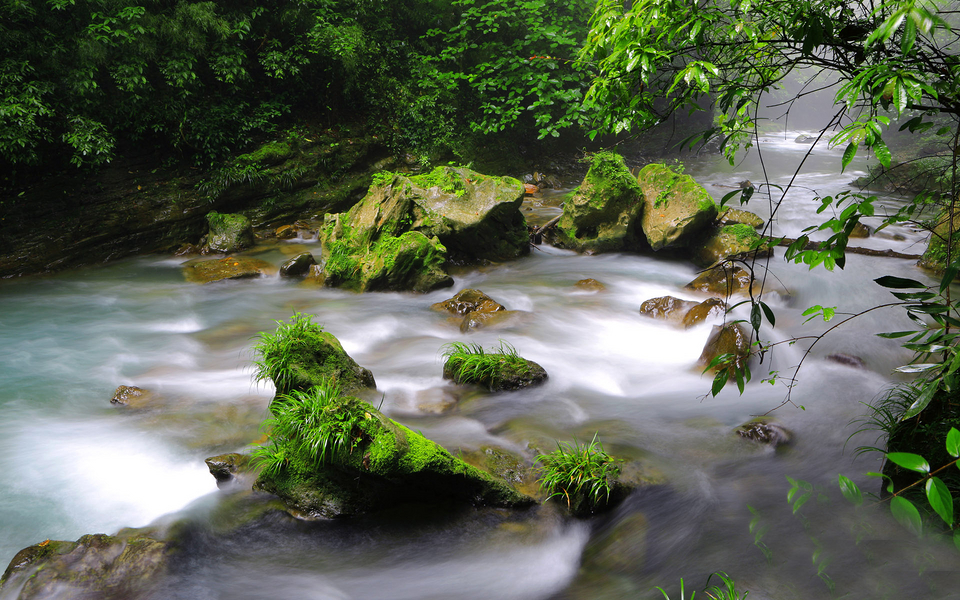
[[253, 312, 324, 394], [441, 340, 529, 384], [536, 433, 622, 516]]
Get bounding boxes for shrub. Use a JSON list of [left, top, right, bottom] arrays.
[[536, 433, 622, 515]]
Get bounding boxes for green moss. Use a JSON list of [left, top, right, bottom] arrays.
[[238, 141, 294, 166], [370, 170, 396, 188], [721, 223, 760, 243], [410, 166, 467, 197], [920, 208, 960, 274]]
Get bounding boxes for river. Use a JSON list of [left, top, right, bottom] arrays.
[[1, 134, 957, 599]]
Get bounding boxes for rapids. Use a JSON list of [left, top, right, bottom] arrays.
[[1, 136, 956, 599]]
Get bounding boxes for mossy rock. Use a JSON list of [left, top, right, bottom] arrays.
[[322, 229, 453, 293], [182, 256, 275, 284], [698, 323, 751, 373], [692, 224, 769, 267], [443, 356, 547, 391], [268, 328, 375, 396], [553, 152, 645, 253], [718, 208, 764, 228], [254, 396, 534, 517], [458, 309, 527, 333], [919, 209, 960, 275], [1, 533, 169, 599], [680, 297, 725, 328], [574, 278, 606, 292], [431, 288, 505, 315], [204, 211, 254, 253], [110, 385, 153, 407], [637, 164, 718, 250], [735, 417, 792, 448], [205, 453, 254, 488]]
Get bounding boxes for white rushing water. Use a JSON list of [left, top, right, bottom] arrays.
[[0, 137, 956, 599]]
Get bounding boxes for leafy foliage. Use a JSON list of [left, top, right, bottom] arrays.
[[535, 433, 621, 514]]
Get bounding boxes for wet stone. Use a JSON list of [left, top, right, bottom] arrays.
[[735, 418, 792, 448], [574, 278, 606, 292], [111, 385, 152, 408], [279, 252, 317, 278]]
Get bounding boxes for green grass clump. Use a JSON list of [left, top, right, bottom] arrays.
[[252, 377, 370, 476], [536, 433, 622, 514], [441, 340, 529, 384], [253, 312, 323, 393]]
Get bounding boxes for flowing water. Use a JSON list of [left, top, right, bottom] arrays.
[[1, 136, 957, 599]]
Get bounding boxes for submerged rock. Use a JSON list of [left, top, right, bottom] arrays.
[[431, 288, 505, 316], [254, 395, 534, 518], [637, 164, 718, 251], [110, 385, 152, 408], [574, 278, 606, 292], [182, 256, 275, 284], [826, 353, 867, 369], [553, 152, 645, 253], [279, 252, 316, 277], [0, 533, 170, 599], [735, 418, 792, 448], [203, 211, 254, 253], [459, 310, 527, 333]]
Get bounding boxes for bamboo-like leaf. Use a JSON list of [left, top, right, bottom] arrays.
[[841, 142, 858, 172], [902, 382, 938, 419], [838, 474, 863, 505], [891, 496, 923, 536], [925, 476, 954, 525], [886, 451, 930, 473]]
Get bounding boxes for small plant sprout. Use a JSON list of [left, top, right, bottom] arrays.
[[536, 432, 622, 514]]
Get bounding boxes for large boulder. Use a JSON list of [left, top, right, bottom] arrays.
[[279, 252, 316, 277], [182, 256, 275, 283], [692, 224, 768, 267], [253, 394, 534, 518], [0, 533, 169, 600], [919, 208, 960, 275], [638, 296, 724, 328], [637, 164, 718, 250], [718, 208, 764, 228], [698, 323, 751, 373], [318, 166, 528, 292], [203, 211, 254, 253], [553, 152, 645, 253], [431, 288, 505, 316]]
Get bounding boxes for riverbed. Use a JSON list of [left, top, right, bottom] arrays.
[[1, 136, 957, 599]]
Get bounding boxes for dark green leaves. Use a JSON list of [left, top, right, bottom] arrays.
[[841, 142, 858, 172], [947, 427, 960, 458], [925, 476, 953, 525], [874, 276, 925, 289], [886, 452, 930, 473], [891, 496, 923, 536], [838, 475, 863, 506]]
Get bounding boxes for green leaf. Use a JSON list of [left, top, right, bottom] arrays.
[[877, 330, 919, 339], [841, 142, 858, 172], [750, 303, 761, 332], [886, 452, 930, 473], [925, 476, 954, 525], [893, 363, 940, 374], [760, 301, 775, 328], [874, 276, 925, 289], [873, 137, 892, 168], [902, 382, 938, 419], [838, 474, 863, 506], [712, 370, 726, 396], [891, 496, 923, 536], [947, 427, 960, 458]]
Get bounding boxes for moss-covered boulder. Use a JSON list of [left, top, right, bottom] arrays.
[[255, 315, 375, 396], [253, 394, 534, 518], [919, 209, 960, 274], [203, 211, 254, 253], [692, 224, 767, 266], [553, 152, 645, 253], [0, 533, 169, 599], [637, 164, 718, 250], [698, 323, 751, 373], [182, 256, 275, 283]]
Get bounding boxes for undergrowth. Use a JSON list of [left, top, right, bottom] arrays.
[[536, 432, 621, 514]]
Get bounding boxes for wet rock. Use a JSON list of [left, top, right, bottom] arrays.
[[253, 395, 534, 518], [0, 533, 170, 599], [581, 511, 648, 572], [182, 256, 275, 284], [524, 183, 539, 195], [681, 297, 725, 328], [919, 209, 960, 275], [110, 385, 152, 407], [698, 323, 751, 373], [459, 310, 526, 333], [718, 207, 765, 228], [850, 221, 872, 238], [204, 211, 254, 253], [692, 224, 769, 267], [826, 353, 867, 369], [553, 152, 646, 253], [684, 261, 756, 296], [443, 353, 547, 392], [795, 134, 817, 143], [637, 163, 718, 251], [431, 288, 505, 315], [279, 252, 317, 277], [638, 296, 698, 325], [574, 278, 606, 292], [205, 453, 253, 488], [735, 418, 792, 447], [459, 446, 540, 498], [275, 224, 298, 239], [173, 243, 200, 256]]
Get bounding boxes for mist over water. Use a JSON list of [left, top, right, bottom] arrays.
[[0, 136, 956, 599]]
